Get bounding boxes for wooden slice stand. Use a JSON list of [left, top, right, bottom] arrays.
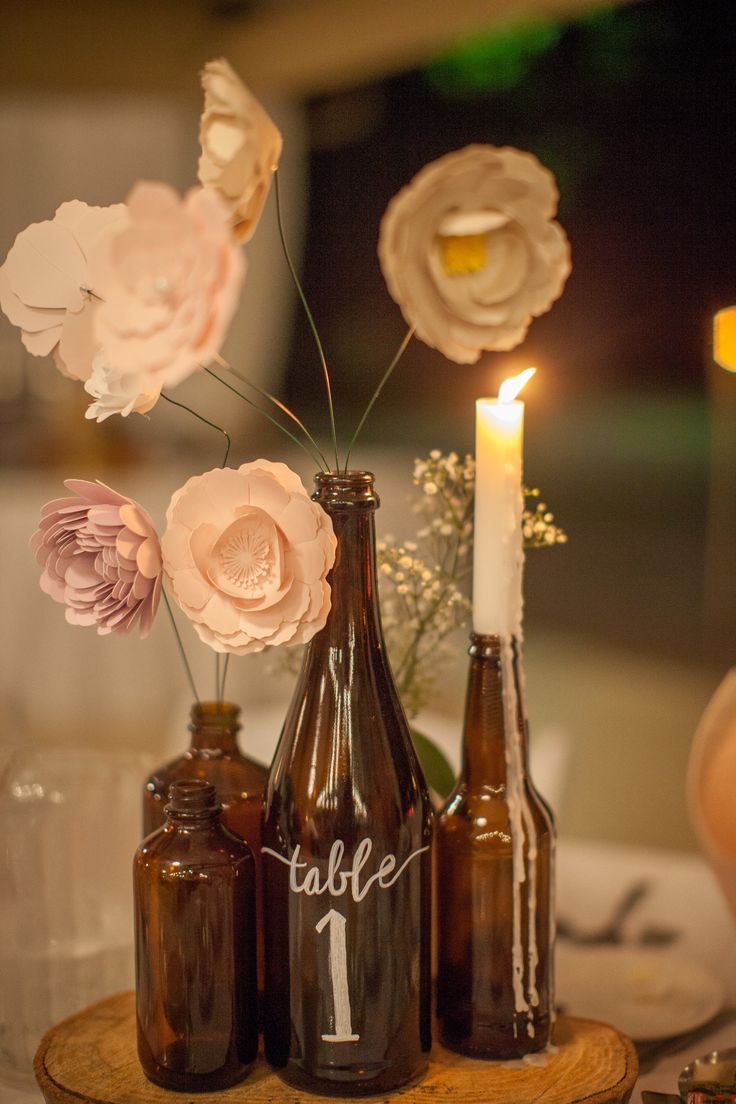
[[34, 991, 637, 1104]]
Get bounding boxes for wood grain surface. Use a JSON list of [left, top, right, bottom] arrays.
[[34, 991, 638, 1104]]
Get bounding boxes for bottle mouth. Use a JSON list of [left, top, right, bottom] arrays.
[[312, 470, 379, 509], [468, 632, 502, 660], [468, 633, 520, 659], [166, 778, 220, 816], [190, 701, 240, 728]]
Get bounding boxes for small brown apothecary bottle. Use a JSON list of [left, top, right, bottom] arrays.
[[142, 702, 268, 993], [134, 779, 258, 1092]]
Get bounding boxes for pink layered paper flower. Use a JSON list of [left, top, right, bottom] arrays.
[[198, 58, 283, 243], [91, 182, 245, 389], [162, 461, 336, 655], [31, 480, 162, 638], [0, 200, 126, 380], [378, 145, 571, 363]]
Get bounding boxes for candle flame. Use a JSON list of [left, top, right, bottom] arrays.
[[498, 367, 536, 403]]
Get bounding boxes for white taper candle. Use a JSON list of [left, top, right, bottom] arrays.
[[472, 369, 534, 636]]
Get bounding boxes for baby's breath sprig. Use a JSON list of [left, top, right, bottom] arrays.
[[377, 538, 471, 720], [522, 487, 569, 548]]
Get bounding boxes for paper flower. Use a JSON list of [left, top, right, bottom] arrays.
[[198, 58, 283, 243], [378, 145, 571, 363], [0, 200, 126, 380], [31, 480, 162, 638], [84, 351, 160, 422], [162, 461, 336, 655], [91, 182, 245, 389]]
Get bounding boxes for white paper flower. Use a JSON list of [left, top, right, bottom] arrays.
[[84, 350, 160, 422], [378, 145, 571, 363], [0, 200, 126, 380], [91, 182, 245, 389], [162, 461, 336, 655], [198, 58, 283, 243]]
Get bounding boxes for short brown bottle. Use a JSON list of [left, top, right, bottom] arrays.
[[134, 779, 258, 1092], [436, 634, 555, 1058], [142, 701, 267, 989]]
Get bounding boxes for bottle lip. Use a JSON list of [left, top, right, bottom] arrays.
[[468, 632, 502, 659], [312, 470, 379, 509], [165, 778, 221, 818], [468, 632, 520, 659], [190, 701, 240, 727]]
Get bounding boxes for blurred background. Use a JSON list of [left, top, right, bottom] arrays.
[[1, 0, 734, 852]]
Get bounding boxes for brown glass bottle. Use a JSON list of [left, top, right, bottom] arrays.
[[134, 779, 258, 1092], [436, 634, 555, 1059], [262, 471, 433, 1096], [142, 702, 267, 989]]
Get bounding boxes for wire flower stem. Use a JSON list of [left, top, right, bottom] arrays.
[[160, 392, 231, 468], [273, 171, 339, 472], [219, 653, 231, 704], [343, 326, 415, 472], [162, 588, 200, 703], [204, 366, 326, 470], [213, 353, 330, 471]]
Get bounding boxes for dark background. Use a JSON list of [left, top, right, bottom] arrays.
[[282, 0, 736, 668]]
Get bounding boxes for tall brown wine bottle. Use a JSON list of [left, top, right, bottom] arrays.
[[262, 471, 433, 1096], [436, 633, 555, 1058], [134, 779, 258, 1092]]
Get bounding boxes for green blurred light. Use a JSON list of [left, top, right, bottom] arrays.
[[426, 19, 562, 98]]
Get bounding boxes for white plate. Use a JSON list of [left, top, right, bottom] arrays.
[[556, 944, 725, 1040]]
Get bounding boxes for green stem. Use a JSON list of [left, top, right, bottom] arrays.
[[213, 353, 329, 471], [161, 392, 231, 467], [204, 366, 325, 469], [219, 654, 231, 704], [162, 589, 200, 703], [273, 171, 339, 471], [344, 327, 414, 472]]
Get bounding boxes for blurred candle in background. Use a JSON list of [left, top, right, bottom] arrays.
[[714, 305, 736, 373], [472, 368, 535, 637]]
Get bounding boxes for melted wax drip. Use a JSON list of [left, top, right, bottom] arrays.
[[500, 634, 541, 1038]]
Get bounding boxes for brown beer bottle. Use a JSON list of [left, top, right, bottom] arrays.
[[134, 779, 258, 1091], [142, 702, 267, 989], [436, 633, 555, 1058], [262, 471, 433, 1096]]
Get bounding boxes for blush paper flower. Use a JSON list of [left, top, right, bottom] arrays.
[[378, 144, 571, 363], [31, 481, 162, 638], [162, 461, 337, 655], [0, 200, 126, 380], [84, 351, 160, 423], [198, 58, 283, 243], [91, 182, 245, 389]]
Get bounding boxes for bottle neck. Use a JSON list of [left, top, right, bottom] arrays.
[[460, 633, 528, 790], [309, 471, 382, 649], [165, 778, 222, 828], [188, 701, 240, 753]]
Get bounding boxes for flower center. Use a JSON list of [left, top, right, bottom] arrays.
[[206, 509, 284, 602], [219, 526, 270, 588], [439, 232, 488, 276]]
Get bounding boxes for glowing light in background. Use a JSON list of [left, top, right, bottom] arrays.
[[714, 306, 736, 373]]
